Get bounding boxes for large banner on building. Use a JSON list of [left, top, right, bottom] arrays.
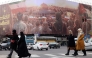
[[0, 4, 12, 35], [0, 0, 91, 36]]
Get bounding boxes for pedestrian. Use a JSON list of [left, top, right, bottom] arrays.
[[73, 28, 86, 56], [7, 30, 19, 58], [18, 32, 31, 58], [54, 12, 63, 34], [65, 30, 76, 55]]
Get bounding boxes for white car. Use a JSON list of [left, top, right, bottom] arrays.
[[0, 41, 10, 50], [32, 41, 49, 50], [85, 38, 92, 50], [27, 43, 33, 50]]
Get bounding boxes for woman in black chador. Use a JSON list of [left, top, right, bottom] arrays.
[[18, 32, 31, 58], [65, 30, 76, 55]]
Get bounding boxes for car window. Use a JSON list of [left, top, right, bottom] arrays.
[[2, 41, 7, 43]]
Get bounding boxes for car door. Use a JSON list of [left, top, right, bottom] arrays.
[[33, 44, 36, 49], [90, 39, 92, 45], [85, 38, 92, 50], [84, 40, 90, 47], [33, 42, 38, 49]]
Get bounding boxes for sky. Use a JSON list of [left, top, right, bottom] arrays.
[[0, 0, 91, 9], [25, 0, 79, 9], [0, 0, 92, 6]]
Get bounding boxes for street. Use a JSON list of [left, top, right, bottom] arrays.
[[0, 46, 92, 58]]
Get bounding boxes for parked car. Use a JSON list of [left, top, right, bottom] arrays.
[[27, 43, 33, 50], [49, 42, 60, 49], [32, 41, 49, 50], [0, 41, 10, 50], [85, 38, 92, 50]]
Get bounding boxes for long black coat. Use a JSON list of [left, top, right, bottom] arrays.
[[18, 35, 29, 57], [7, 34, 19, 49], [67, 34, 75, 47]]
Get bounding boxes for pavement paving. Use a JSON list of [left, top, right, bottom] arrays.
[[0, 46, 92, 58]]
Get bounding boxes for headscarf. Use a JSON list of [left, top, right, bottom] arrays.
[[77, 28, 84, 38]]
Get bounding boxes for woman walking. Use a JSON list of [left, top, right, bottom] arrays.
[[18, 32, 31, 58], [65, 30, 76, 55], [73, 28, 86, 56]]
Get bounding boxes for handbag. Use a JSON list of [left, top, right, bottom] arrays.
[[11, 40, 15, 43]]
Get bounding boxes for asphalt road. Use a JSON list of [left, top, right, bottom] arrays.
[[0, 46, 92, 58]]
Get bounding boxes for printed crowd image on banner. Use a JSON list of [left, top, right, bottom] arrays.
[[0, 0, 92, 36]]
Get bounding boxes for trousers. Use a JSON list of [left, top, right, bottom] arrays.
[[8, 48, 18, 57]]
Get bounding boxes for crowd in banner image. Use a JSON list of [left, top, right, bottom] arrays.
[[11, 3, 91, 36]]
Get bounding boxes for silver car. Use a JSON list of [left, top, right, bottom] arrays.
[[85, 38, 92, 50]]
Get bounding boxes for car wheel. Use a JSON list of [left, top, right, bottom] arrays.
[[5, 48, 7, 50], [49, 47, 51, 49], [46, 48, 48, 50], [41, 49, 42, 50]]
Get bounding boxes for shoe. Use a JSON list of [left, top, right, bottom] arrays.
[[7, 56, 11, 58], [19, 56, 22, 58], [28, 54, 31, 57], [72, 53, 78, 55], [72, 52, 78, 55], [65, 53, 69, 55], [72, 54, 77, 56], [83, 54, 87, 56]]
